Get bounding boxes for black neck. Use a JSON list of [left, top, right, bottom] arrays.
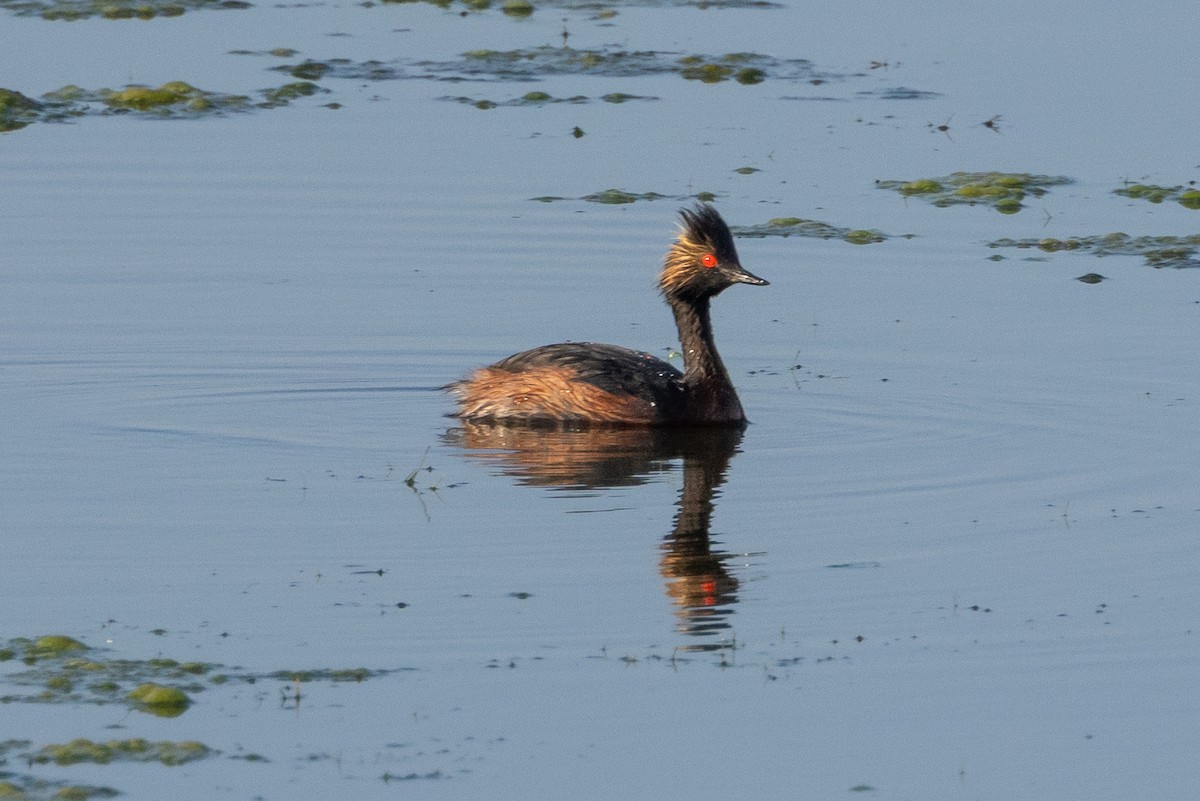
[[670, 295, 720, 379], [668, 294, 747, 423]]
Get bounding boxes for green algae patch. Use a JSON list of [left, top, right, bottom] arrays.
[[0, 778, 117, 800], [681, 62, 733, 83], [678, 54, 777, 83], [0, 88, 42, 132], [0, 635, 220, 709], [127, 683, 190, 716], [1115, 183, 1200, 209], [285, 60, 330, 81], [601, 92, 654, 103], [269, 667, 379, 682], [373, 46, 824, 83], [105, 82, 197, 110], [732, 217, 889, 244], [28, 636, 88, 658], [989, 233, 1200, 269], [585, 189, 668, 204], [878, 172, 1071, 212], [0, 0, 249, 21], [500, 0, 532, 16], [895, 178, 942, 195], [532, 189, 707, 204], [441, 91, 647, 109], [29, 738, 214, 767], [259, 81, 325, 108], [1, 80, 325, 133]]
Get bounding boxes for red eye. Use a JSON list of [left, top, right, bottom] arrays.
[[701, 253, 718, 268]]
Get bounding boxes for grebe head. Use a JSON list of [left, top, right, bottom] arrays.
[[660, 204, 769, 301]]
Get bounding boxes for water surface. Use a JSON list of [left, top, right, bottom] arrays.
[[3, 2, 1199, 799]]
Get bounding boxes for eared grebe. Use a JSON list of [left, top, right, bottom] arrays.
[[448, 204, 768, 426]]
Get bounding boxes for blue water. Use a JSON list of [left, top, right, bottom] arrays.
[[3, 1, 1200, 798]]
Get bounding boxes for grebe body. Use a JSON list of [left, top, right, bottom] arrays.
[[448, 205, 768, 426]]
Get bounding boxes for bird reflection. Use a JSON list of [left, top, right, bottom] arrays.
[[445, 422, 746, 649]]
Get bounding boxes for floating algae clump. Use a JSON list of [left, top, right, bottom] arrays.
[[500, 0, 532, 16], [105, 83, 190, 109], [28, 635, 88, 657], [102, 81, 242, 114], [583, 188, 667, 204], [23, 0, 246, 20], [989, 232, 1200, 269], [30, 738, 213, 766], [127, 683, 191, 715], [878, 172, 1070, 212], [732, 217, 888, 244], [735, 67, 765, 84], [681, 62, 734, 83], [1115, 183, 1200, 209], [259, 81, 323, 107], [0, 88, 42, 116], [896, 178, 942, 195]]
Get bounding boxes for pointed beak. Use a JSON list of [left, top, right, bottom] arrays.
[[728, 264, 769, 286]]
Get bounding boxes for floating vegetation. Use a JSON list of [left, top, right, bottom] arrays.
[[0, 635, 404, 713], [877, 172, 1072, 213], [259, 81, 324, 108], [0, 88, 43, 132], [27, 738, 214, 767], [988, 233, 1200, 269], [0, 769, 118, 801], [530, 188, 707, 204], [441, 90, 655, 109], [857, 86, 942, 100], [500, 0, 532, 15], [266, 667, 387, 682], [677, 54, 767, 84], [1114, 183, 1200, 209], [731, 217, 887, 244], [0, 81, 327, 133], [127, 683, 191, 717], [0, 0, 248, 21], [274, 47, 829, 84], [373, 0, 779, 10]]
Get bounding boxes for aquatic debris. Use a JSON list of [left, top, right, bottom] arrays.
[[500, 0, 532, 15], [25, 635, 89, 658], [857, 86, 942, 100], [0, 772, 118, 801], [677, 55, 766, 84], [276, 47, 829, 84], [27, 738, 214, 767], [731, 217, 887, 244], [127, 683, 191, 716], [0, 88, 43, 132], [259, 81, 324, 108], [0, 0, 248, 21], [877, 172, 1072, 213], [1115, 183, 1200, 209], [0, 81, 326, 133], [988, 233, 1200, 269], [530, 189, 706, 204], [103, 81, 240, 112], [375, 0, 777, 11], [1, 635, 410, 713], [441, 91, 655, 109], [266, 667, 384, 682]]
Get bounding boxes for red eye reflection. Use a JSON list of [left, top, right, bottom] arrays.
[[701, 253, 718, 268]]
